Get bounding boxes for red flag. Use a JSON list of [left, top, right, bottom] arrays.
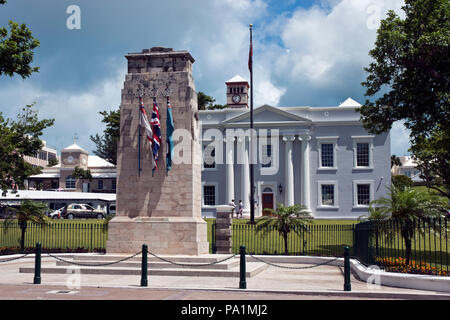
[[248, 42, 253, 71]]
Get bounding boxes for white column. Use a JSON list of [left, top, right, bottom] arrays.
[[225, 136, 235, 204], [238, 137, 250, 214], [300, 135, 311, 210], [283, 135, 295, 206]]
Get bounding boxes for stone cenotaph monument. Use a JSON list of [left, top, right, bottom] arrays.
[[106, 47, 209, 255]]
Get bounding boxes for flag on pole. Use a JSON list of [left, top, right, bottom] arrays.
[[248, 28, 253, 71], [166, 96, 174, 174], [150, 97, 162, 172], [139, 97, 156, 169]]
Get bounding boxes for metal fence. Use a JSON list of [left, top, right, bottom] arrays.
[[353, 217, 449, 273], [0, 221, 108, 252], [210, 222, 355, 257]]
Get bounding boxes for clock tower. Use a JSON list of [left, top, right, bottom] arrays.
[[226, 75, 249, 108]]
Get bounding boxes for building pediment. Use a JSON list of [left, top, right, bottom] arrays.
[[221, 105, 311, 126]]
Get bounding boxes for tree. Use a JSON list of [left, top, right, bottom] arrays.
[[197, 91, 227, 110], [0, 1, 40, 78], [255, 204, 312, 255], [370, 186, 447, 264], [409, 125, 450, 199], [390, 155, 402, 169], [2, 199, 49, 252], [359, 0, 449, 197], [0, 2, 52, 195], [391, 175, 414, 190], [72, 166, 92, 190], [90, 109, 120, 165], [358, 204, 391, 257], [0, 104, 54, 195], [47, 157, 59, 167]]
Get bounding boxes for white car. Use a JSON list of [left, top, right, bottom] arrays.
[[48, 208, 63, 219]]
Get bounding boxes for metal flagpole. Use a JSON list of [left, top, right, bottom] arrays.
[[249, 24, 255, 224], [138, 96, 142, 176]]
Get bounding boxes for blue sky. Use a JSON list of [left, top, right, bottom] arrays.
[[0, 0, 411, 156]]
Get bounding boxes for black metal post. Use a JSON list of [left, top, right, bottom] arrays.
[[33, 242, 41, 285], [344, 246, 351, 291], [140, 244, 148, 287], [239, 245, 247, 289], [249, 24, 255, 224]]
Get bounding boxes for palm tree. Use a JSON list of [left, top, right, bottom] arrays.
[[255, 203, 312, 255], [358, 204, 390, 256], [3, 199, 50, 252], [370, 186, 447, 264]]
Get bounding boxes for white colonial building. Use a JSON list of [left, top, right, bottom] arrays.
[[199, 75, 391, 220]]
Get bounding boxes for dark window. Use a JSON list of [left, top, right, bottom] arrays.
[[356, 143, 369, 166], [112, 179, 116, 191], [321, 184, 335, 206], [98, 180, 103, 190], [203, 185, 216, 206], [65, 176, 76, 189], [321, 143, 334, 167], [357, 184, 370, 205]]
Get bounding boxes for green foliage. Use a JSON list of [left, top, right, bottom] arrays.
[[47, 157, 59, 167], [0, 104, 54, 195], [197, 91, 227, 110], [359, 0, 449, 137], [372, 186, 447, 220], [392, 175, 414, 190], [359, 0, 449, 200], [2, 199, 50, 251], [256, 203, 312, 254], [0, 20, 40, 78], [409, 125, 450, 199], [90, 109, 120, 165], [72, 166, 92, 182], [369, 185, 448, 264], [390, 155, 402, 168]]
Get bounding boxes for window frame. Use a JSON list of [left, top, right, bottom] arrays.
[[351, 136, 375, 170], [65, 175, 76, 189], [317, 180, 339, 209], [316, 136, 338, 171], [201, 182, 218, 208], [353, 180, 374, 208]]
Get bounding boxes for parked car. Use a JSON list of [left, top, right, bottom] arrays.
[[48, 208, 63, 219], [61, 203, 105, 219]]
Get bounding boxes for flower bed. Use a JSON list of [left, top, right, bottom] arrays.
[[376, 257, 448, 276]]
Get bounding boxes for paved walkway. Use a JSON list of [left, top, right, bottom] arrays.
[[0, 254, 449, 300]]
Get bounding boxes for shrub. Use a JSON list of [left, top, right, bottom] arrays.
[[392, 175, 414, 190]]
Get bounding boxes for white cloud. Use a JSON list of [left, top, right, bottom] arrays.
[[391, 121, 411, 156], [0, 64, 126, 153]]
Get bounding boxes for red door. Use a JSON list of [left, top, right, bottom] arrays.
[[262, 193, 274, 216]]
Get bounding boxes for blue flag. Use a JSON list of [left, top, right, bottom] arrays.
[[166, 97, 174, 173]]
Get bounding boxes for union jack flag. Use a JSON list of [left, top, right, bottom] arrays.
[[150, 97, 162, 170]]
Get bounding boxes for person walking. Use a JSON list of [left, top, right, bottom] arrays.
[[229, 199, 236, 217]]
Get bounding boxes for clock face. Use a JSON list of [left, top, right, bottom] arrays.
[[232, 94, 241, 103], [67, 156, 74, 163]]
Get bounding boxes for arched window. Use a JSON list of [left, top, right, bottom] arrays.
[[65, 175, 76, 189], [263, 187, 273, 193]]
